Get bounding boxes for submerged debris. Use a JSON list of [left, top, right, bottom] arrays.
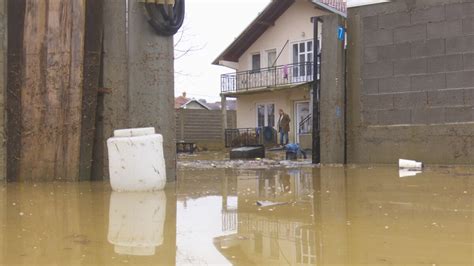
[[178, 158, 315, 170]]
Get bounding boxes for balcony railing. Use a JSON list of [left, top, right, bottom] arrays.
[[221, 61, 319, 93]]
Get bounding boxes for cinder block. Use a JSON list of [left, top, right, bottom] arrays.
[[411, 6, 445, 25], [428, 89, 465, 107], [427, 20, 463, 40], [377, 109, 411, 125], [364, 29, 393, 47], [363, 78, 379, 95], [378, 12, 410, 29], [364, 47, 378, 63], [464, 88, 474, 105], [377, 43, 411, 61], [411, 39, 445, 57], [464, 53, 474, 70], [379, 76, 411, 93], [412, 107, 445, 124], [393, 91, 428, 109], [427, 54, 464, 73], [362, 110, 378, 125], [445, 107, 473, 123], [446, 35, 474, 54], [446, 2, 474, 20], [463, 18, 474, 34], [447, 71, 474, 88], [363, 15, 378, 30], [361, 94, 393, 110], [362, 61, 393, 78], [394, 24, 427, 43], [394, 58, 426, 75], [411, 73, 446, 91]]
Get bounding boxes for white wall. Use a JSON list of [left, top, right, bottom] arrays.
[[237, 0, 328, 72]]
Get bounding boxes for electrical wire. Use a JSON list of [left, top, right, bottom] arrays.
[[144, 0, 185, 36]]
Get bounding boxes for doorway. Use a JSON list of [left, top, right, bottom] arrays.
[[294, 101, 311, 143]]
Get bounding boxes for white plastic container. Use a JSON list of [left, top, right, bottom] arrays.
[[107, 127, 166, 192], [107, 191, 166, 256], [399, 159, 423, 171]]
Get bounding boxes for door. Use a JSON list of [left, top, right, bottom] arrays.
[[294, 101, 310, 143], [257, 103, 275, 128], [292, 40, 313, 82]]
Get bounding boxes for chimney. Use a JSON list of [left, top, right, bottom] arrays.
[[182, 92, 186, 98]]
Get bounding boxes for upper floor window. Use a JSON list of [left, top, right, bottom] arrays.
[[251, 53, 261, 73], [292, 40, 313, 77], [267, 49, 277, 68]]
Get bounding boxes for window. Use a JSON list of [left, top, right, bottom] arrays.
[[257, 103, 275, 127], [292, 40, 314, 77], [267, 49, 277, 67], [252, 53, 261, 73]]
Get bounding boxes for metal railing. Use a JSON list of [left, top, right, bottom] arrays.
[[299, 114, 312, 134], [224, 127, 277, 148], [221, 61, 319, 93]]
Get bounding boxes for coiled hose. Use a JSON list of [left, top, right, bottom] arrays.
[[144, 0, 185, 36]]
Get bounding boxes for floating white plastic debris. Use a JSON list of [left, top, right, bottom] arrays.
[[256, 201, 287, 207], [107, 127, 166, 192], [399, 159, 423, 171]]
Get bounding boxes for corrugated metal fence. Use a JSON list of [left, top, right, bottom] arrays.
[[175, 109, 237, 142]]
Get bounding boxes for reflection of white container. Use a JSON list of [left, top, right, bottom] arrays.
[[399, 169, 422, 178], [399, 159, 423, 170], [107, 127, 166, 192], [107, 191, 166, 256]]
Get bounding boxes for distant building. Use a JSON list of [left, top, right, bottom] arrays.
[[175, 92, 211, 110]]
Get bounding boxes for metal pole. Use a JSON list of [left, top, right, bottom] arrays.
[[311, 17, 322, 164]]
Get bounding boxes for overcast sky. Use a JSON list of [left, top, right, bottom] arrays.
[[173, 0, 388, 102]]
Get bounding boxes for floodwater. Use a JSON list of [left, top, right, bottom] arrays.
[[1, 166, 473, 265]]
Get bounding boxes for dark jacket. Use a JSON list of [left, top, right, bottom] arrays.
[[278, 113, 291, 133]]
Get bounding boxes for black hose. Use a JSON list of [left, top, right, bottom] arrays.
[[144, 0, 185, 36]]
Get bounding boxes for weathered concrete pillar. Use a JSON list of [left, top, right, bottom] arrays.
[[320, 14, 346, 164], [101, 0, 176, 181], [0, 0, 5, 181]]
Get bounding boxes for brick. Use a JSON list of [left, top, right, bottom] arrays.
[[378, 12, 410, 29], [411, 74, 446, 91], [363, 15, 378, 30], [364, 47, 378, 63], [394, 58, 426, 75], [363, 61, 393, 78], [463, 53, 474, 70], [394, 24, 427, 43], [412, 107, 445, 124], [446, 2, 474, 20], [462, 18, 474, 34], [427, 20, 463, 40], [447, 71, 474, 88], [411, 6, 445, 25], [427, 54, 464, 73], [361, 94, 393, 110], [445, 107, 473, 123], [446, 35, 474, 54], [363, 79, 379, 95], [411, 39, 445, 57], [379, 76, 411, 93], [428, 89, 465, 107], [393, 92, 428, 109], [377, 43, 411, 61], [364, 29, 393, 47], [377, 109, 412, 125]]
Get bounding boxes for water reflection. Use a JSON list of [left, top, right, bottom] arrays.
[[108, 191, 166, 256]]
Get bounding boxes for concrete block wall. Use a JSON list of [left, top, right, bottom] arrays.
[[359, 0, 474, 126], [347, 0, 474, 165]]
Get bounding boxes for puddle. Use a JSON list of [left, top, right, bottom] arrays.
[[0, 166, 473, 265]]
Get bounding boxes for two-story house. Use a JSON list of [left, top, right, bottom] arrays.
[[214, 0, 347, 147]]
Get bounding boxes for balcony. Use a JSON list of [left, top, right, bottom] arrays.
[[221, 62, 318, 94]]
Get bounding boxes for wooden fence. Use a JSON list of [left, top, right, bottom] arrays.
[[175, 109, 236, 144]]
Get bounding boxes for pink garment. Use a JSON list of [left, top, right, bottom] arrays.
[[283, 64, 288, 79]]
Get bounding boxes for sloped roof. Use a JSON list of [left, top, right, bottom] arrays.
[[181, 99, 211, 110], [212, 0, 346, 66]]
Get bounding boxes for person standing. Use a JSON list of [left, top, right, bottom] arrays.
[[277, 109, 290, 146]]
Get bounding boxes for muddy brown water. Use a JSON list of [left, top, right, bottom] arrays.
[[0, 166, 473, 265]]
